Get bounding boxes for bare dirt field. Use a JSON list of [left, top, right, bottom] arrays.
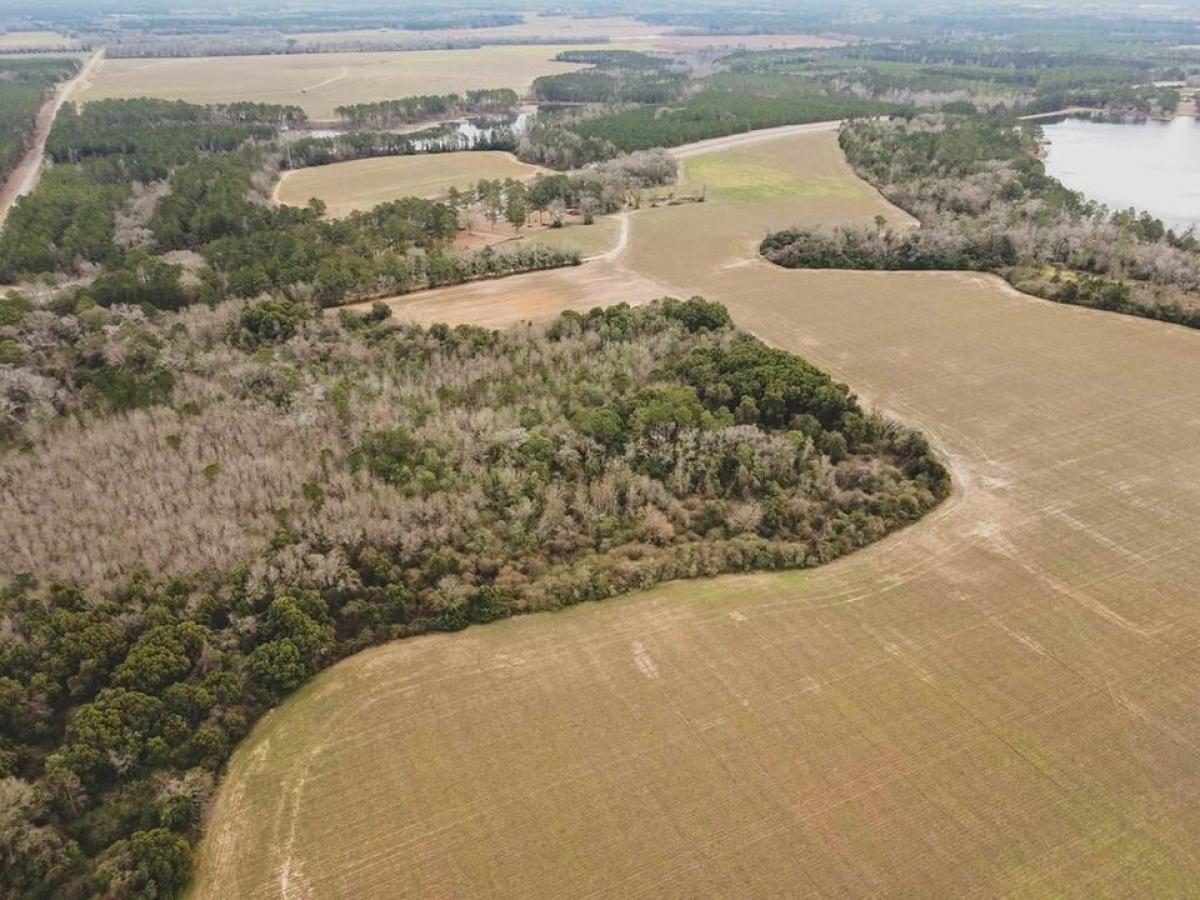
[[193, 128, 1200, 898], [72, 45, 593, 120], [361, 251, 669, 330], [274, 151, 542, 216]]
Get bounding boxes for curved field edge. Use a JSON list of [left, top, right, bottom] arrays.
[[188, 126, 947, 899], [758, 117, 1200, 333], [273, 151, 546, 216], [194, 128, 1200, 898]]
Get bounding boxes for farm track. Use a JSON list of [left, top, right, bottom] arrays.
[[0, 49, 102, 231], [195, 127, 1200, 898]]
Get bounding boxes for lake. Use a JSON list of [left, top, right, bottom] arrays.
[[1040, 115, 1200, 232]]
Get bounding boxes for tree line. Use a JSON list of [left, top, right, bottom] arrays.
[[569, 90, 904, 153], [0, 57, 79, 184], [285, 122, 516, 168], [334, 89, 518, 128], [760, 114, 1200, 329]]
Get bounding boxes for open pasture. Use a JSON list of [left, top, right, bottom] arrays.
[[354, 251, 669, 330], [72, 45, 592, 120], [275, 151, 541, 217], [193, 129, 1200, 898]]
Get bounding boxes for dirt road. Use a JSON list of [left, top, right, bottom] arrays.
[[0, 49, 103, 231]]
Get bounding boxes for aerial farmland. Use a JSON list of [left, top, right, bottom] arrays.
[[1, 4, 1200, 899]]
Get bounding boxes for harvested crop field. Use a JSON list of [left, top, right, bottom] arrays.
[[0, 30, 78, 50], [289, 15, 669, 47], [72, 45, 591, 120], [275, 151, 542, 216], [287, 15, 841, 53], [193, 128, 1200, 898]]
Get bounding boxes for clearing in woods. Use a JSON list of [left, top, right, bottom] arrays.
[[192, 127, 1200, 898], [72, 45, 595, 120], [274, 151, 542, 217]]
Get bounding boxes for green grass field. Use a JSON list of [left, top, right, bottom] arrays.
[[684, 151, 864, 202], [511, 216, 621, 257]]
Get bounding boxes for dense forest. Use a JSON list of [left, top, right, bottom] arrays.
[[568, 89, 902, 152], [0, 57, 78, 183], [334, 89, 518, 128], [513, 48, 913, 163], [532, 50, 688, 105], [0, 97, 579, 307], [760, 114, 1200, 328], [0, 297, 948, 897]]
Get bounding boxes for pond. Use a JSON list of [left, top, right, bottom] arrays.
[[1040, 114, 1200, 232]]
